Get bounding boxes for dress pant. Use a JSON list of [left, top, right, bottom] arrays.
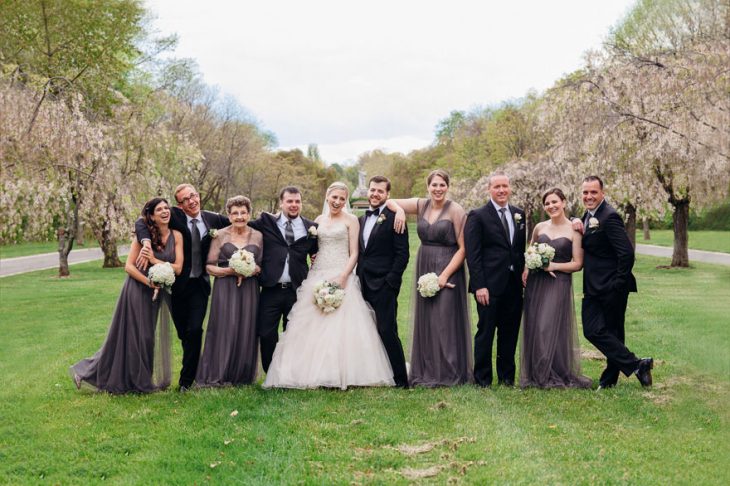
[[170, 277, 209, 388], [473, 272, 523, 386], [582, 291, 639, 382], [362, 284, 408, 387], [257, 285, 297, 372]]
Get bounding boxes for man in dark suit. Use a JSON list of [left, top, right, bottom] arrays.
[[580, 175, 653, 388], [465, 172, 526, 387], [135, 184, 230, 390], [356, 176, 410, 388], [248, 186, 318, 372]]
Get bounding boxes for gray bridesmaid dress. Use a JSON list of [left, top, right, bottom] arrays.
[[195, 228, 262, 387], [520, 234, 592, 389], [70, 235, 174, 394]]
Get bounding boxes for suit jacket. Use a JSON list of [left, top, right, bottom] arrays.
[[581, 201, 637, 296], [134, 207, 230, 295], [248, 212, 318, 289], [356, 207, 409, 292], [464, 201, 527, 296]]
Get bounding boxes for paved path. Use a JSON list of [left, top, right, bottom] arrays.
[[636, 244, 730, 266], [1, 243, 727, 278], [0, 246, 130, 278]]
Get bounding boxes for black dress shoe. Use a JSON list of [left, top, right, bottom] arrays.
[[597, 381, 617, 390], [395, 381, 410, 389], [178, 384, 191, 393], [498, 379, 515, 387], [635, 358, 654, 387]]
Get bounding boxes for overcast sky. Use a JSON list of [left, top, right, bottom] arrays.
[[145, 0, 636, 164]]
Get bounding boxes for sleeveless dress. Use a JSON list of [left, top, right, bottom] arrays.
[[410, 199, 473, 386], [70, 236, 174, 394], [195, 235, 262, 387], [520, 234, 592, 388], [263, 221, 395, 389]]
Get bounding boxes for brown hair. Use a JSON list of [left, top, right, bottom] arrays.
[[369, 175, 391, 192], [542, 188, 567, 205], [427, 169, 450, 186], [142, 197, 169, 252], [225, 195, 251, 213], [279, 186, 301, 201], [583, 175, 604, 189]]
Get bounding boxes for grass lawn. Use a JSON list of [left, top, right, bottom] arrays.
[[0, 240, 98, 259], [637, 230, 730, 254], [1, 246, 728, 483]]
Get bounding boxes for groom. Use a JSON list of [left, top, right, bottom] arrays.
[[580, 175, 653, 388], [356, 175, 410, 388]]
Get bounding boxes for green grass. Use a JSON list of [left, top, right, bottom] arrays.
[[637, 230, 730, 254], [0, 240, 98, 259], [1, 250, 728, 483]]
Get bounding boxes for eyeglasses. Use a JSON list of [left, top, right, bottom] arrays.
[[178, 192, 199, 204]]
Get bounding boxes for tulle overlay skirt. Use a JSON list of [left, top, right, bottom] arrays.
[[70, 277, 172, 394], [410, 244, 473, 387], [263, 272, 395, 390], [195, 275, 259, 387], [520, 271, 591, 389]]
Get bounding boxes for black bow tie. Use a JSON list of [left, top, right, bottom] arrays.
[[366, 209, 379, 217]]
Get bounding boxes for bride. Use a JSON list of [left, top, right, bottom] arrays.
[[263, 182, 395, 389]]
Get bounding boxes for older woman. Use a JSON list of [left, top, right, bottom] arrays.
[[387, 169, 473, 386], [71, 198, 183, 393], [195, 196, 263, 387]]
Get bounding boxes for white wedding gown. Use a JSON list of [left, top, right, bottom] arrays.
[[263, 222, 395, 389]]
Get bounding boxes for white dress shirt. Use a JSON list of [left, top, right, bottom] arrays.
[[276, 214, 307, 283], [490, 199, 514, 243], [186, 213, 208, 237], [362, 206, 383, 248]]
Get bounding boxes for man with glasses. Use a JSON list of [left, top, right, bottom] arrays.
[[135, 183, 230, 391]]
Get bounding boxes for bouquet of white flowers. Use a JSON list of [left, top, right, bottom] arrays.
[[147, 262, 176, 301], [524, 242, 556, 271], [313, 280, 346, 314], [229, 248, 256, 286], [417, 272, 441, 298]]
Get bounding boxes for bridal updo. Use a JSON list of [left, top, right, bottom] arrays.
[[326, 181, 349, 198]]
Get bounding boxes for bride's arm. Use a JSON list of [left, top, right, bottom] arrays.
[[334, 214, 360, 288]]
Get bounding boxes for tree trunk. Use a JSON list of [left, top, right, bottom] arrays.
[[100, 230, 122, 268], [642, 217, 651, 241], [671, 200, 690, 267], [57, 226, 74, 277], [624, 203, 637, 250]]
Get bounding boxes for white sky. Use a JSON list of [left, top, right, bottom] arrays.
[[145, 0, 636, 165]]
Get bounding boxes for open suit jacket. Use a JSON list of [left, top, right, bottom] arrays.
[[581, 201, 637, 297], [248, 212, 318, 289], [464, 201, 527, 296], [356, 208, 409, 292], [135, 207, 230, 295]]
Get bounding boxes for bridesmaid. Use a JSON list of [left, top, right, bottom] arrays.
[[520, 188, 591, 389], [387, 169, 473, 386], [71, 198, 183, 393], [195, 196, 263, 387]]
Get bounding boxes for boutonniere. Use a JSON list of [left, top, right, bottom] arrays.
[[588, 217, 599, 229], [307, 226, 318, 238], [376, 213, 387, 225], [513, 213, 522, 224], [208, 228, 218, 239]]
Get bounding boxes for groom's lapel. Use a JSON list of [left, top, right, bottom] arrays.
[[358, 214, 367, 251], [366, 209, 386, 250], [486, 201, 510, 246]]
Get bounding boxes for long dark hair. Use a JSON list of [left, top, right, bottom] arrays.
[[142, 197, 169, 252]]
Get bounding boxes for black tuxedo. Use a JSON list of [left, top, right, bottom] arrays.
[[135, 206, 230, 387], [465, 201, 526, 386], [356, 207, 409, 387], [248, 213, 318, 372], [581, 201, 640, 386]]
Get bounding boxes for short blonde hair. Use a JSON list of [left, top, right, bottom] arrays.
[[174, 183, 197, 203]]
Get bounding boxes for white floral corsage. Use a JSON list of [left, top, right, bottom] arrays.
[[208, 228, 218, 239], [588, 217, 599, 229], [308, 226, 318, 238], [376, 213, 387, 225], [514, 213, 522, 224]]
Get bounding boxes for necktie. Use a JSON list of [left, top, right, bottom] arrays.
[[499, 208, 510, 242], [284, 219, 295, 245], [190, 218, 202, 278]]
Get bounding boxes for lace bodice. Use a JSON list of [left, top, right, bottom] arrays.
[[310, 222, 350, 273]]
